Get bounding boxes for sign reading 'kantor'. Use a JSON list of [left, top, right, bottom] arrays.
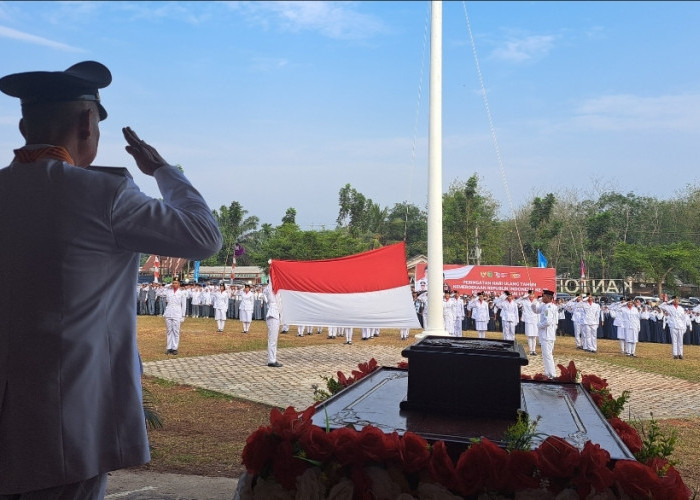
[[557, 279, 633, 295]]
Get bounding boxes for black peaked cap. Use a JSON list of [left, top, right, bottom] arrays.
[[0, 61, 111, 120]]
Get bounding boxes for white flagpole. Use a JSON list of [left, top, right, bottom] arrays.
[[418, 0, 448, 338]]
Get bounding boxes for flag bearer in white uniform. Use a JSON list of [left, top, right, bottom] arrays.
[[442, 289, 457, 336], [565, 295, 585, 349], [239, 284, 255, 333], [575, 295, 603, 353], [517, 290, 539, 355], [495, 291, 519, 341], [660, 295, 688, 359], [213, 283, 229, 332], [263, 283, 282, 367], [160, 280, 188, 354], [467, 292, 490, 338], [532, 289, 558, 379], [619, 299, 641, 356]]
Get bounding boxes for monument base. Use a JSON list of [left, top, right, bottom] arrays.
[[311, 367, 634, 460], [400, 336, 529, 419]]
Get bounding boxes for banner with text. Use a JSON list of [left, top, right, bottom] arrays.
[[414, 264, 556, 296]]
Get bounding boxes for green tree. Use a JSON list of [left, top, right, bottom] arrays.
[[442, 175, 501, 264], [614, 241, 700, 295], [210, 201, 259, 266], [336, 183, 389, 247], [281, 208, 297, 226], [385, 202, 428, 257], [527, 193, 562, 267], [255, 223, 366, 273]]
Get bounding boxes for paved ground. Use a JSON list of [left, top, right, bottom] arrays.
[[143, 341, 700, 420], [105, 340, 700, 499]]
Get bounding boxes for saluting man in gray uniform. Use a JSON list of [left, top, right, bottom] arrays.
[[0, 61, 222, 499]]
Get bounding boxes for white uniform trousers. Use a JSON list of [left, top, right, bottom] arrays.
[[524, 323, 538, 353], [266, 317, 280, 364], [540, 338, 556, 378], [502, 320, 516, 341], [670, 327, 685, 356], [573, 322, 583, 347], [622, 326, 638, 355], [583, 324, 598, 351], [165, 317, 182, 350]]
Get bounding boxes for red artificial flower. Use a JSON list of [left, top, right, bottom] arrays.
[[352, 358, 379, 381], [298, 424, 335, 462], [572, 441, 614, 498], [520, 373, 533, 380], [398, 431, 431, 474], [337, 370, 355, 388], [581, 373, 609, 392], [556, 360, 578, 383], [350, 463, 373, 500], [613, 459, 661, 498], [532, 373, 550, 381], [271, 439, 312, 490], [607, 417, 643, 454], [241, 426, 278, 475], [535, 436, 581, 492], [589, 391, 606, 408], [428, 440, 458, 492], [656, 463, 693, 500], [357, 425, 399, 463], [397, 360, 409, 370], [504, 449, 540, 491], [455, 438, 509, 496], [269, 406, 314, 442], [331, 426, 364, 465]]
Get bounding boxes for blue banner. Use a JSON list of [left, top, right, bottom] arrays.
[[537, 250, 548, 268], [194, 260, 200, 282]]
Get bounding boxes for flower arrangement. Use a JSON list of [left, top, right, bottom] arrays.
[[238, 360, 692, 499]]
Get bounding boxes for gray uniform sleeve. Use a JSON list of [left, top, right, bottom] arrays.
[[110, 165, 222, 259]]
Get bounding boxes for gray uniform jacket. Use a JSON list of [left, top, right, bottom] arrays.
[[0, 158, 222, 494]]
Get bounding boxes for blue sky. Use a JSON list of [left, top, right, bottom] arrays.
[[1, 1, 699, 230]]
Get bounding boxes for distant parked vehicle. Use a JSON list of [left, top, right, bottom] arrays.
[[634, 295, 660, 305], [556, 292, 572, 301], [602, 293, 624, 303]]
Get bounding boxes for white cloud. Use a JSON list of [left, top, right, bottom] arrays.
[[0, 25, 83, 51], [113, 2, 215, 25], [249, 56, 290, 72], [491, 34, 556, 63], [238, 1, 386, 40], [573, 93, 700, 132]]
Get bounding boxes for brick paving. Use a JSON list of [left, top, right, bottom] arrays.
[[143, 341, 700, 420]]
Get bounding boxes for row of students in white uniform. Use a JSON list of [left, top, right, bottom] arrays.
[[417, 289, 545, 357], [566, 296, 700, 359]]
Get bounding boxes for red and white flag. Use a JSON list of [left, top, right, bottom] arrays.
[[153, 255, 160, 283], [270, 242, 421, 329], [580, 258, 586, 279]]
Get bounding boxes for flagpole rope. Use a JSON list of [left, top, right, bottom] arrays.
[[461, 1, 533, 283], [404, 1, 431, 241]]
